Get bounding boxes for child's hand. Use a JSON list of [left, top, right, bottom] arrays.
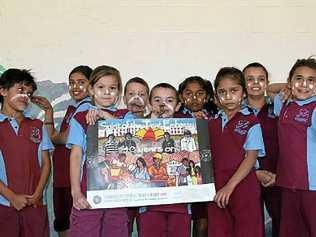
[[214, 184, 235, 208], [72, 191, 91, 210], [85, 109, 115, 125], [10, 193, 29, 211], [193, 111, 208, 119], [280, 83, 292, 103], [256, 170, 276, 187], [31, 96, 53, 112], [25, 191, 42, 207]]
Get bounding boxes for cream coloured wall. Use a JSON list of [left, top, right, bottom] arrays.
[[1, 0, 316, 86]]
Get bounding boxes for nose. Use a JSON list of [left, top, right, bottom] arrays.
[[254, 78, 259, 84], [104, 88, 110, 95], [302, 79, 307, 87], [225, 92, 232, 100]]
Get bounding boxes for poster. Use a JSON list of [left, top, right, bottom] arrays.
[[86, 118, 215, 209]]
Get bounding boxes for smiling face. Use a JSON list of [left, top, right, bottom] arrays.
[[290, 66, 316, 101], [89, 75, 120, 108], [123, 82, 149, 117], [150, 87, 180, 118], [180, 82, 209, 112], [68, 72, 89, 102], [0, 82, 34, 112], [244, 67, 268, 97], [216, 77, 244, 114]]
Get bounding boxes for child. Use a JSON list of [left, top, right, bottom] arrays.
[[178, 76, 217, 237], [67, 65, 133, 237], [122, 77, 150, 236], [273, 58, 316, 237], [0, 69, 53, 237], [243, 62, 281, 237], [138, 83, 191, 237], [32, 65, 92, 237], [123, 77, 150, 118], [178, 76, 217, 119], [208, 67, 265, 237]]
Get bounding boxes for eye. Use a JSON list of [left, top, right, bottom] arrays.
[[97, 85, 104, 89], [307, 78, 315, 83], [246, 77, 254, 82], [217, 89, 226, 96], [167, 98, 176, 103], [110, 86, 117, 91], [153, 98, 161, 103], [294, 76, 303, 81], [184, 91, 193, 97], [259, 77, 266, 82], [196, 91, 206, 97]]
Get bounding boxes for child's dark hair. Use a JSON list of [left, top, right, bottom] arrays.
[[69, 65, 93, 80], [178, 76, 213, 98], [214, 67, 246, 93], [89, 65, 122, 93], [149, 83, 179, 102], [124, 77, 150, 96], [0, 69, 37, 103], [288, 57, 316, 81], [243, 62, 269, 79]]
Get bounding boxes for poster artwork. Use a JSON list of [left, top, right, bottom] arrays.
[[86, 118, 215, 209]]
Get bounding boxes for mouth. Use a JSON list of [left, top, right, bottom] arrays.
[[250, 87, 262, 91]]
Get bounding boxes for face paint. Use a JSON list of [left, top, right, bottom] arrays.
[[127, 94, 145, 106]]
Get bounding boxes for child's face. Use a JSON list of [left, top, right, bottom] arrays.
[[181, 82, 208, 112], [150, 87, 180, 118], [69, 72, 89, 102], [89, 76, 120, 108], [0, 83, 33, 112], [123, 82, 149, 117], [216, 77, 244, 113], [290, 66, 316, 100], [244, 67, 268, 97]]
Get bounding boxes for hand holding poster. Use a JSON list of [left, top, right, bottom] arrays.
[[86, 118, 215, 208]]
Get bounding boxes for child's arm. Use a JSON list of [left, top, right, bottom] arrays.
[[26, 150, 51, 206], [32, 96, 68, 144], [267, 83, 291, 102], [70, 145, 91, 210], [86, 109, 116, 125], [0, 181, 28, 210], [214, 150, 258, 208]]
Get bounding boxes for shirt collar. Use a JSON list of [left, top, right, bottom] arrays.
[[0, 112, 32, 122], [74, 96, 91, 107], [286, 95, 316, 106]]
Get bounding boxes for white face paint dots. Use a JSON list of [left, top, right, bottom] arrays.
[[291, 66, 316, 100]]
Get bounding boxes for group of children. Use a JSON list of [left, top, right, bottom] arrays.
[[0, 57, 315, 237]]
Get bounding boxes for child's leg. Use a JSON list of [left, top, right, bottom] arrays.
[[167, 212, 191, 237], [22, 205, 49, 237], [301, 190, 316, 236], [0, 205, 19, 237], [262, 186, 281, 237], [127, 207, 138, 235], [279, 188, 309, 237], [192, 202, 208, 237], [53, 187, 73, 233], [102, 207, 128, 237], [207, 202, 232, 237], [229, 174, 264, 237], [69, 208, 104, 237], [138, 211, 167, 237]]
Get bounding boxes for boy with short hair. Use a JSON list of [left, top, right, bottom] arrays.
[[0, 68, 53, 237]]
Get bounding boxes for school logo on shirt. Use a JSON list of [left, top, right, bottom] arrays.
[[294, 109, 310, 124], [30, 127, 41, 143], [234, 120, 250, 135], [93, 195, 102, 204]]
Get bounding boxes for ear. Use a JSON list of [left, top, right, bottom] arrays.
[[175, 102, 181, 112], [123, 95, 127, 106], [179, 94, 184, 103], [0, 87, 8, 97], [88, 85, 94, 97]]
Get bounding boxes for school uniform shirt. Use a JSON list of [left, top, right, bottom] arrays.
[[66, 104, 135, 194], [245, 98, 279, 173], [0, 114, 54, 206], [274, 94, 316, 191], [208, 106, 265, 190], [53, 97, 92, 188]]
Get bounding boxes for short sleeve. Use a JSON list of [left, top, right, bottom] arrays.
[[41, 126, 54, 151], [312, 109, 316, 131], [243, 123, 266, 157], [66, 118, 86, 149], [273, 93, 283, 117]]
